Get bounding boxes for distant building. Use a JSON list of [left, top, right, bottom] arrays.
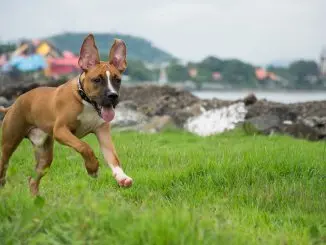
[[255, 67, 268, 80], [188, 68, 197, 78], [4, 39, 80, 77], [320, 47, 326, 78], [158, 66, 168, 84], [13, 39, 61, 58], [212, 71, 222, 81]]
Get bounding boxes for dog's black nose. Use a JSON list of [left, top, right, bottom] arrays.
[[107, 92, 118, 100]]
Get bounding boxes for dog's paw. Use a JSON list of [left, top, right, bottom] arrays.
[[0, 178, 6, 187], [28, 177, 39, 196], [113, 167, 133, 187], [114, 173, 133, 187], [86, 162, 99, 178], [89, 171, 98, 178], [118, 176, 133, 187]]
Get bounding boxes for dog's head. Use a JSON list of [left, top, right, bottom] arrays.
[[78, 34, 127, 121]]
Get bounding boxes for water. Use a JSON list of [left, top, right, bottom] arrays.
[[192, 90, 326, 104]]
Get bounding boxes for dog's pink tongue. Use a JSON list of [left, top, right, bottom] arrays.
[[101, 107, 115, 122]]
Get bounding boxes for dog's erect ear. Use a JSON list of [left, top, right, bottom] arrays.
[[108, 39, 127, 72], [78, 34, 100, 71]]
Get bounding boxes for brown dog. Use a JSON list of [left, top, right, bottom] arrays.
[[0, 34, 133, 195]]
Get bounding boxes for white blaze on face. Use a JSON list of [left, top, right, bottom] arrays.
[[106, 70, 117, 94]]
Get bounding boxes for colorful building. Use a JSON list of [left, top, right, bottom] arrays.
[[1, 39, 80, 77]]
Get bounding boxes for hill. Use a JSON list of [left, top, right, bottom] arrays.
[[46, 32, 174, 63]]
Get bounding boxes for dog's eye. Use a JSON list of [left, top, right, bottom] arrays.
[[113, 77, 121, 84], [92, 77, 102, 83]]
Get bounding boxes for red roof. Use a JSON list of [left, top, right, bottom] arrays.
[[48, 57, 79, 67]]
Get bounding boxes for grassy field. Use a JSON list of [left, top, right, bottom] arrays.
[[0, 128, 325, 245]]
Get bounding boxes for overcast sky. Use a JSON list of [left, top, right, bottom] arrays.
[[0, 0, 325, 65]]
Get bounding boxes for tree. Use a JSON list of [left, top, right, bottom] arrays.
[[124, 60, 154, 81], [166, 62, 189, 82], [289, 60, 319, 79], [198, 56, 223, 72], [289, 60, 319, 87], [221, 59, 256, 87], [0, 42, 16, 55]]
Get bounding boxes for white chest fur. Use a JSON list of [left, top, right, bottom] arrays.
[[75, 101, 105, 138]]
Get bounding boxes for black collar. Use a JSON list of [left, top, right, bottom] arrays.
[[77, 75, 102, 117]]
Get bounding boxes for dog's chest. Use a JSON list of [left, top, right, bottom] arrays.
[[75, 102, 105, 138]]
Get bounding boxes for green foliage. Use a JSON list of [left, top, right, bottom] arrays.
[[199, 56, 224, 71], [289, 60, 320, 88], [47, 32, 174, 63], [124, 59, 154, 81], [167, 57, 257, 87], [221, 59, 257, 87], [0, 130, 325, 244], [289, 60, 319, 78], [167, 62, 189, 82], [165, 56, 322, 89], [0, 42, 16, 55], [267, 65, 295, 80]]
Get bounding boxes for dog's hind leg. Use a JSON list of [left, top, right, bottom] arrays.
[[0, 140, 24, 187], [0, 115, 26, 187], [28, 129, 54, 196]]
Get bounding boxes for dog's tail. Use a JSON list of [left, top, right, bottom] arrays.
[[0, 106, 10, 114]]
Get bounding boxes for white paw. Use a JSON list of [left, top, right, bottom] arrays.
[[113, 167, 133, 187]]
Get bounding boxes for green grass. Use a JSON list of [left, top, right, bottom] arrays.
[[0, 128, 325, 245]]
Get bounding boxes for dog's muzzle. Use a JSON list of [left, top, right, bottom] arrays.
[[101, 92, 119, 108]]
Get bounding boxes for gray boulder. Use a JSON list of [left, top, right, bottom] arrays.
[[244, 115, 281, 133], [111, 101, 149, 131], [141, 115, 176, 133], [0, 96, 9, 105]]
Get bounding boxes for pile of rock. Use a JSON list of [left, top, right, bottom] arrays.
[[244, 99, 326, 141], [116, 85, 326, 140], [120, 85, 201, 126], [1, 80, 326, 141], [113, 84, 242, 134]]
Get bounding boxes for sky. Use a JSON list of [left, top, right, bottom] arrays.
[[0, 0, 325, 65]]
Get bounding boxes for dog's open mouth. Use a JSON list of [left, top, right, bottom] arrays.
[[100, 106, 115, 122]]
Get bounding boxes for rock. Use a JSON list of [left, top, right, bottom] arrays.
[[117, 100, 138, 110], [0, 97, 13, 121], [244, 101, 300, 136], [120, 84, 200, 112], [184, 102, 206, 116], [0, 96, 9, 105], [201, 98, 235, 111], [300, 116, 326, 136], [243, 114, 326, 141], [243, 93, 258, 106], [244, 115, 281, 133], [184, 102, 247, 136], [246, 100, 297, 121], [302, 116, 326, 128], [244, 98, 326, 140], [0, 77, 65, 100], [120, 84, 202, 125], [141, 115, 175, 133], [279, 122, 326, 141], [289, 100, 326, 118], [111, 102, 149, 130]]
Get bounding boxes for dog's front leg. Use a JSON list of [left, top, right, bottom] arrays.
[[95, 123, 133, 187], [53, 125, 99, 177]]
